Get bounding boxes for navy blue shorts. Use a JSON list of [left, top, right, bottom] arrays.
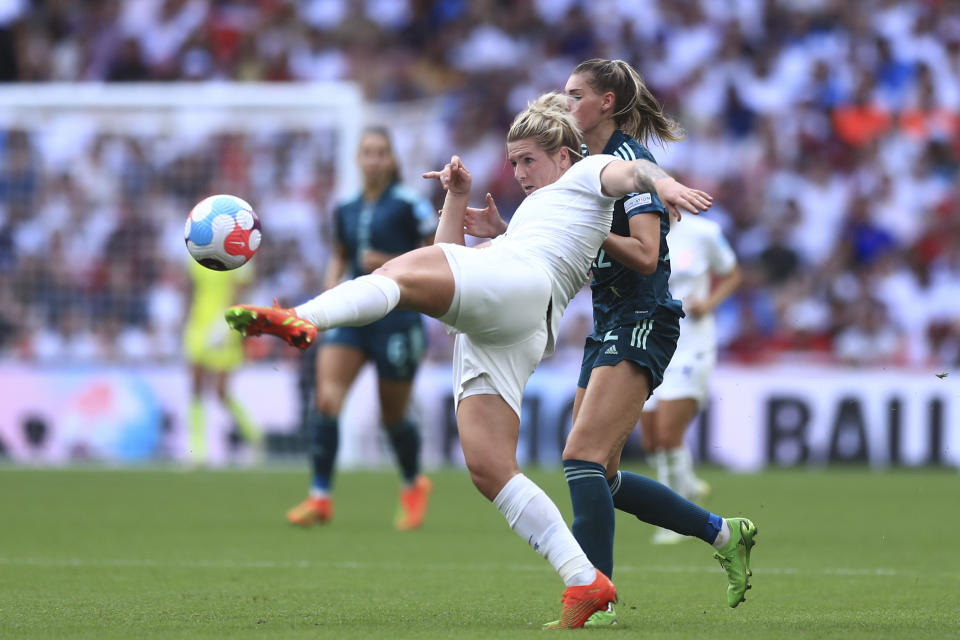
[[577, 306, 680, 394], [323, 311, 426, 381]]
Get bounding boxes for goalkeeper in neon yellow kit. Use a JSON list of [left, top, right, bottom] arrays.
[[183, 259, 260, 464]]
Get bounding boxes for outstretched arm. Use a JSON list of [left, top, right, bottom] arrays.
[[600, 159, 712, 219], [423, 155, 472, 246]]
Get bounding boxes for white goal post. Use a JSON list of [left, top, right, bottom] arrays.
[[0, 82, 366, 199]]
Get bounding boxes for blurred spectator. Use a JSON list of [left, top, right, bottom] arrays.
[[0, 0, 956, 371], [833, 296, 904, 367], [833, 195, 897, 268], [832, 72, 892, 148], [107, 37, 152, 81]]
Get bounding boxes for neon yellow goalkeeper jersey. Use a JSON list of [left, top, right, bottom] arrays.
[[183, 259, 254, 370]]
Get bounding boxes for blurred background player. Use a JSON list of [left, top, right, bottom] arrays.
[[182, 258, 260, 465], [286, 126, 437, 530], [642, 210, 742, 544]]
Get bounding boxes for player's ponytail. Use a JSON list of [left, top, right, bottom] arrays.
[[507, 92, 583, 163], [572, 58, 684, 146]]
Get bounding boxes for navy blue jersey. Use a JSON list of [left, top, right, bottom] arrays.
[[587, 131, 681, 335], [334, 182, 437, 278], [333, 182, 436, 330]]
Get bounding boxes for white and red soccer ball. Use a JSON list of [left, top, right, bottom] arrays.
[[184, 194, 261, 271]]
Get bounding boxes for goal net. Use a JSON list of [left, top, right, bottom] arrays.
[[0, 82, 448, 466]]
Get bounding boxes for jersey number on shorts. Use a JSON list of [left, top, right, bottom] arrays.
[[387, 327, 425, 374]]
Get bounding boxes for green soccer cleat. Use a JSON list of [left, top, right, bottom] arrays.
[[713, 517, 757, 608], [543, 603, 618, 628]]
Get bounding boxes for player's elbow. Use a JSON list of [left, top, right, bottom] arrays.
[[633, 251, 659, 275], [636, 261, 657, 276], [616, 249, 657, 275]]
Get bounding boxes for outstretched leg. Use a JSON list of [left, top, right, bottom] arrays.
[[225, 245, 456, 349], [607, 468, 757, 607]]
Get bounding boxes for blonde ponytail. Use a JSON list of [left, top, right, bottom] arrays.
[[573, 58, 684, 146]]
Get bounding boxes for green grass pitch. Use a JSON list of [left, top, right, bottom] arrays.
[[1, 465, 957, 639]]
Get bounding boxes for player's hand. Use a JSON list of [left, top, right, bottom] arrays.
[[423, 155, 471, 196], [654, 177, 712, 221], [464, 193, 508, 238], [684, 298, 709, 319]]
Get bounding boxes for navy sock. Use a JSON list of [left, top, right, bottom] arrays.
[[385, 418, 421, 484], [563, 459, 615, 578], [308, 412, 339, 492], [608, 470, 720, 543]]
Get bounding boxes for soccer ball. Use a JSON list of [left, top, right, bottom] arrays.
[[184, 194, 262, 271]]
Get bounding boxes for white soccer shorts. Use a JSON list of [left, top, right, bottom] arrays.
[[645, 348, 714, 410], [437, 242, 552, 418]]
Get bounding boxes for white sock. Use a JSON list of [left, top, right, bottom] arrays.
[[667, 446, 695, 494], [653, 450, 670, 488], [308, 488, 328, 499], [711, 518, 731, 550], [294, 274, 400, 330], [493, 473, 596, 587]]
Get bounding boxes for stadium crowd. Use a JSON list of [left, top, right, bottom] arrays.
[[0, 0, 958, 368]]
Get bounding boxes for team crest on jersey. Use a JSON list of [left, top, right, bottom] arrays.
[[624, 192, 652, 212]]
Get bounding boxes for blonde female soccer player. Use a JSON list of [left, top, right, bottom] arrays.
[[463, 61, 756, 626], [224, 93, 711, 628]]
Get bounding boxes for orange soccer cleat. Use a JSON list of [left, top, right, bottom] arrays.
[[286, 496, 333, 527], [225, 299, 318, 350], [395, 475, 432, 531], [544, 570, 617, 630]]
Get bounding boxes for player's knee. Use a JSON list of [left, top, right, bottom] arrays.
[[561, 446, 608, 465], [315, 390, 345, 416], [643, 433, 664, 452], [464, 459, 509, 502], [463, 462, 490, 497], [562, 430, 608, 464], [377, 268, 416, 303], [467, 470, 497, 501]]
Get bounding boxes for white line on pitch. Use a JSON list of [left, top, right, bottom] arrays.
[[0, 557, 955, 579]]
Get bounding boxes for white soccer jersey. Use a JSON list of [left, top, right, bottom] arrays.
[[666, 215, 737, 357], [491, 154, 618, 354]]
